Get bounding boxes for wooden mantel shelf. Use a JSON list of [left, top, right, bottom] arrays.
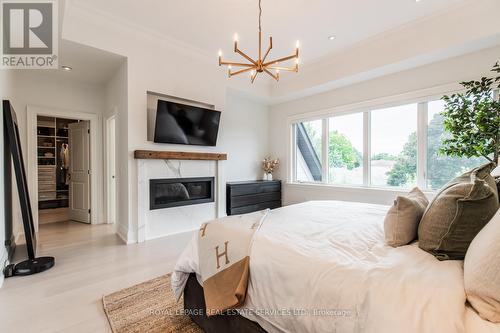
[[134, 150, 227, 161]]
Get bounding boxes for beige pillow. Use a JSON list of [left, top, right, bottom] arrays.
[[384, 187, 429, 247], [418, 163, 499, 260], [464, 208, 500, 322]]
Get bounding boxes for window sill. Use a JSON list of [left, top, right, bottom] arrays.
[[285, 181, 436, 196]]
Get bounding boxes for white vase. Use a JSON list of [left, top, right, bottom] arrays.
[[263, 172, 268, 180], [267, 173, 273, 181]]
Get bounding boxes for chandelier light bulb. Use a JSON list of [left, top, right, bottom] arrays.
[[234, 33, 239, 42], [295, 58, 300, 65], [296, 40, 300, 48], [228, 65, 232, 70], [218, 50, 222, 57]]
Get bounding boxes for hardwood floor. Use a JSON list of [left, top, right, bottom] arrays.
[[0, 221, 193, 333]]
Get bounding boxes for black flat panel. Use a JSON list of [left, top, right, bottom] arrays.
[[228, 201, 281, 216], [230, 192, 281, 208]]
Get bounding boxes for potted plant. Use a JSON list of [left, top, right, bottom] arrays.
[[441, 62, 500, 172]]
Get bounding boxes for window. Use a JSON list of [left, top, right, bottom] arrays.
[[370, 104, 417, 188], [291, 89, 497, 191], [328, 113, 363, 185], [295, 119, 323, 182], [426, 100, 486, 190]]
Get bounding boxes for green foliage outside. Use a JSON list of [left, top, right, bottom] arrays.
[[372, 153, 397, 161], [329, 131, 362, 170], [386, 114, 485, 189]]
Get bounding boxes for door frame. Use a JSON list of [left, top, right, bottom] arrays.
[[105, 112, 117, 225], [27, 105, 101, 231]]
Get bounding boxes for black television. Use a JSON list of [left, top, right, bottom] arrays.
[[153, 100, 221, 146]]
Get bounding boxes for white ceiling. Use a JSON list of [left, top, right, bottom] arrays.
[[72, 0, 467, 65], [54, 39, 125, 84]]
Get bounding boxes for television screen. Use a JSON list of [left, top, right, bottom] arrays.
[[153, 100, 221, 146]]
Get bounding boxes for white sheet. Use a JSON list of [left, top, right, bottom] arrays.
[[172, 201, 500, 333]]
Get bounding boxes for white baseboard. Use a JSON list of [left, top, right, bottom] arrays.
[[116, 222, 136, 244]]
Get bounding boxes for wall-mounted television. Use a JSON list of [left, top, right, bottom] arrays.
[[153, 100, 221, 146]]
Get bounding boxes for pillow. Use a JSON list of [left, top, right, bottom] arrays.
[[384, 187, 429, 247], [464, 208, 500, 323], [418, 163, 499, 260]]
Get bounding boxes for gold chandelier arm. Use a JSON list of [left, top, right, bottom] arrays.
[[266, 65, 298, 72], [263, 53, 298, 67], [263, 68, 279, 81], [220, 61, 255, 68], [251, 71, 257, 83], [230, 67, 255, 77], [235, 47, 258, 66], [262, 36, 273, 63]]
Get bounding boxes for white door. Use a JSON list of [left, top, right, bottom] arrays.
[[69, 121, 91, 223], [107, 116, 116, 224]]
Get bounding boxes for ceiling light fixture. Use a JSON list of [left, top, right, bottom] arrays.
[[61, 65, 72, 71], [218, 0, 299, 83], [328, 35, 336, 40]]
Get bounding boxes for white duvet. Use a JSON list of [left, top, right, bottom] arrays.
[[172, 201, 500, 333]]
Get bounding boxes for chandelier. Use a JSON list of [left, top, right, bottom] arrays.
[[218, 0, 299, 83]]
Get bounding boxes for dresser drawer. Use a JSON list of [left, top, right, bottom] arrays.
[[230, 191, 281, 208], [228, 200, 281, 215], [228, 182, 280, 196]]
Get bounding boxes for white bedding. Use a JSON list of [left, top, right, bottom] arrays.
[[172, 201, 500, 333]]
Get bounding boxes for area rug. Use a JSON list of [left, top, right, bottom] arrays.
[[102, 274, 203, 333]]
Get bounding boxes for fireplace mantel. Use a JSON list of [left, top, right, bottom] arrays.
[[134, 150, 227, 161]]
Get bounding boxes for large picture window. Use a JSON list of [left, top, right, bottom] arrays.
[[370, 103, 417, 188], [328, 113, 363, 185], [291, 95, 491, 191]]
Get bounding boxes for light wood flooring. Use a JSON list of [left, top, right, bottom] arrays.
[[0, 221, 192, 333]]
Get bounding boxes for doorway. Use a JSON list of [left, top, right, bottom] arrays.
[[37, 116, 91, 225], [27, 105, 101, 232], [106, 115, 116, 225]]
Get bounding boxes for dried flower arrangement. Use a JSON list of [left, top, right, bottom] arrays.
[[262, 157, 280, 175]]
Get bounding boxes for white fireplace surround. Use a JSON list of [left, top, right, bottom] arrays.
[[137, 153, 225, 242]]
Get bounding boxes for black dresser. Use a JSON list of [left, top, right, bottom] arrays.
[[226, 180, 282, 216]]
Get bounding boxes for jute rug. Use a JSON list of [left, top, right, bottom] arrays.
[[102, 274, 203, 333]]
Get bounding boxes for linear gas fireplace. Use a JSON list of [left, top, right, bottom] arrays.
[[150, 177, 214, 210]]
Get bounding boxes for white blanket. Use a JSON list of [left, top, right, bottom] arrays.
[[172, 201, 500, 333]]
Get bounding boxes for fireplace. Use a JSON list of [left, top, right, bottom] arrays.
[[150, 177, 214, 210]]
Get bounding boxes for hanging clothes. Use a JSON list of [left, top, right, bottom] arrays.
[[60, 143, 70, 185]]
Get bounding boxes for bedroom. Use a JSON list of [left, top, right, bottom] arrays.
[[0, 0, 499, 332]]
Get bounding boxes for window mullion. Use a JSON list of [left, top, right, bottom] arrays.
[[417, 102, 428, 189], [322, 118, 329, 183], [363, 111, 371, 186]]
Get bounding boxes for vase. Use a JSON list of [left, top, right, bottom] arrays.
[[263, 172, 268, 180], [267, 173, 273, 181]]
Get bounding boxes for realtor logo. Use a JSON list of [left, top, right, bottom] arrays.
[[1, 0, 58, 69]]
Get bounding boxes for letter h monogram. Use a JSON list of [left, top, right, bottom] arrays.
[[215, 241, 230, 269]]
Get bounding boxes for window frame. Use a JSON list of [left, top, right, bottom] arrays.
[[287, 85, 497, 191]]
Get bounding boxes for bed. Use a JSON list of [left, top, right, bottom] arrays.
[[172, 201, 500, 333]]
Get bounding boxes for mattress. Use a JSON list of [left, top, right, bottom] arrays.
[[173, 200, 500, 333]]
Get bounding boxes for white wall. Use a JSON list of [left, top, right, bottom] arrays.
[[104, 61, 129, 241], [269, 45, 500, 206], [220, 91, 269, 181], [7, 71, 107, 237]]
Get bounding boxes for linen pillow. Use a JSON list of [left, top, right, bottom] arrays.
[[464, 208, 500, 323], [384, 187, 429, 247], [418, 163, 499, 260]]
